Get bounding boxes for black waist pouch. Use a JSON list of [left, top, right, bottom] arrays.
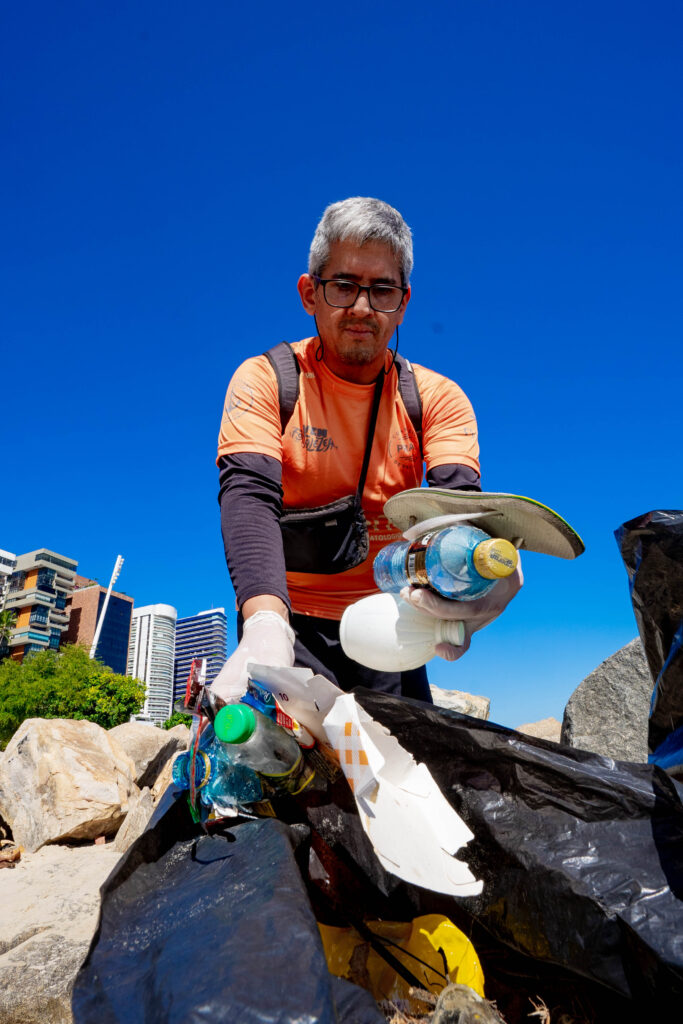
[[280, 495, 369, 574]]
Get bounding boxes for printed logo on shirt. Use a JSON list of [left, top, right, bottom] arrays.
[[291, 425, 337, 452], [226, 378, 254, 420], [389, 429, 417, 468], [367, 515, 402, 543]]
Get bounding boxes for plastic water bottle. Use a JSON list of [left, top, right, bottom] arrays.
[[172, 725, 263, 810], [214, 704, 318, 797], [373, 523, 518, 601]]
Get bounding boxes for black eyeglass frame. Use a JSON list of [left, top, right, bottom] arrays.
[[313, 275, 408, 313]]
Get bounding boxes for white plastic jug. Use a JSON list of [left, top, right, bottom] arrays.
[[340, 592, 465, 672]]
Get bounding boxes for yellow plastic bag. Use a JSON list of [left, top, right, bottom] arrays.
[[318, 913, 484, 1013]]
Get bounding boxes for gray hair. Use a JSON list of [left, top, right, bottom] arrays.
[[308, 197, 413, 286]]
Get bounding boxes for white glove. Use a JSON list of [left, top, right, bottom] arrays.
[[399, 557, 523, 663], [210, 610, 296, 703]]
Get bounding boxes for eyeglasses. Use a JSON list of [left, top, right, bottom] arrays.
[[313, 276, 407, 313]]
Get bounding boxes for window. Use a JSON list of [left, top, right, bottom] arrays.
[[34, 553, 77, 571], [37, 568, 56, 588], [8, 572, 25, 593]]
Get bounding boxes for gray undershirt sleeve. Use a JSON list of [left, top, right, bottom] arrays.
[[218, 453, 290, 610], [426, 464, 482, 491]]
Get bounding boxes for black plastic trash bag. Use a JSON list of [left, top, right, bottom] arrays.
[[73, 693, 683, 1024], [616, 509, 683, 769], [72, 793, 384, 1024], [356, 690, 683, 1018]]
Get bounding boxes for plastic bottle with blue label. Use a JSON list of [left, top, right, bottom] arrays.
[[373, 523, 518, 601], [214, 704, 318, 797], [172, 724, 263, 812]]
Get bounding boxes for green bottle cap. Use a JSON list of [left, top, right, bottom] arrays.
[[214, 704, 257, 744]]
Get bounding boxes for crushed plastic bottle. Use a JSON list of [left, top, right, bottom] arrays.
[[172, 724, 263, 813], [373, 523, 518, 601], [214, 704, 319, 797]]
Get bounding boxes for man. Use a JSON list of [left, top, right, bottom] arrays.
[[212, 197, 521, 703]]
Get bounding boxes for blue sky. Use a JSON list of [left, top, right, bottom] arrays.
[[2, 1, 681, 727]]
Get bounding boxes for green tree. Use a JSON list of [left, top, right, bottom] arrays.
[[0, 644, 146, 749], [163, 711, 192, 730], [0, 609, 16, 658]]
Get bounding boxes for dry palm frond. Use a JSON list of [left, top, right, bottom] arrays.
[[528, 997, 551, 1022]]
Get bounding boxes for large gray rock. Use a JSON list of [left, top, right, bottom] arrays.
[[108, 721, 189, 789], [0, 718, 138, 852], [561, 638, 654, 762], [0, 843, 121, 1024], [430, 685, 490, 720]]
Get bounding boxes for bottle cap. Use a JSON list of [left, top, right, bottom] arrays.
[[171, 753, 189, 789], [472, 538, 519, 579], [171, 750, 211, 790], [214, 704, 257, 744]]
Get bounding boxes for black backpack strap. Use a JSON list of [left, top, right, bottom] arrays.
[[263, 343, 422, 450], [395, 353, 423, 456], [264, 342, 301, 435]]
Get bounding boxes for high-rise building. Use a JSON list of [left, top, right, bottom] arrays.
[[62, 575, 134, 674], [127, 604, 177, 726], [173, 608, 227, 702], [0, 549, 17, 611], [5, 549, 78, 661]]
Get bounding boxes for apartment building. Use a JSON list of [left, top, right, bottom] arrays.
[[127, 604, 177, 726], [173, 607, 227, 703], [62, 575, 134, 674], [5, 549, 78, 661], [0, 549, 17, 612]]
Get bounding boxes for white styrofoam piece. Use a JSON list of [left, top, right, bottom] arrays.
[[323, 694, 483, 898]]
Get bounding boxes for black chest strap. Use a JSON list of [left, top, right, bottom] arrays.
[[263, 341, 423, 454]]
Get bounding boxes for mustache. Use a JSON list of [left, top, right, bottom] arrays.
[[339, 318, 379, 333]]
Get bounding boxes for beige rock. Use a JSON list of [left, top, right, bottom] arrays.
[[114, 786, 155, 853], [0, 718, 139, 853], [430, 685, 490, 720], [152, 753, 178, 803], [515, 717, 562, 743], [0, 842, 121, 1024], [108, 721, 189, 789]]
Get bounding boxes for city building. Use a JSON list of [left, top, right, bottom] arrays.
[[0, 549, 17, 611], [5, 549, 78, 661], [127, 604, 177, 726], [62, 575, 134, 674], [173, 608, 227, 703]]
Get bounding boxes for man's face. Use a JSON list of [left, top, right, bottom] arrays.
[[297, 239, 410, 383]]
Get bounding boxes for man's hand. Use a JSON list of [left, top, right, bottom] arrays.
[[210, 609, 296, 703], [399, 558, 523, 663]]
